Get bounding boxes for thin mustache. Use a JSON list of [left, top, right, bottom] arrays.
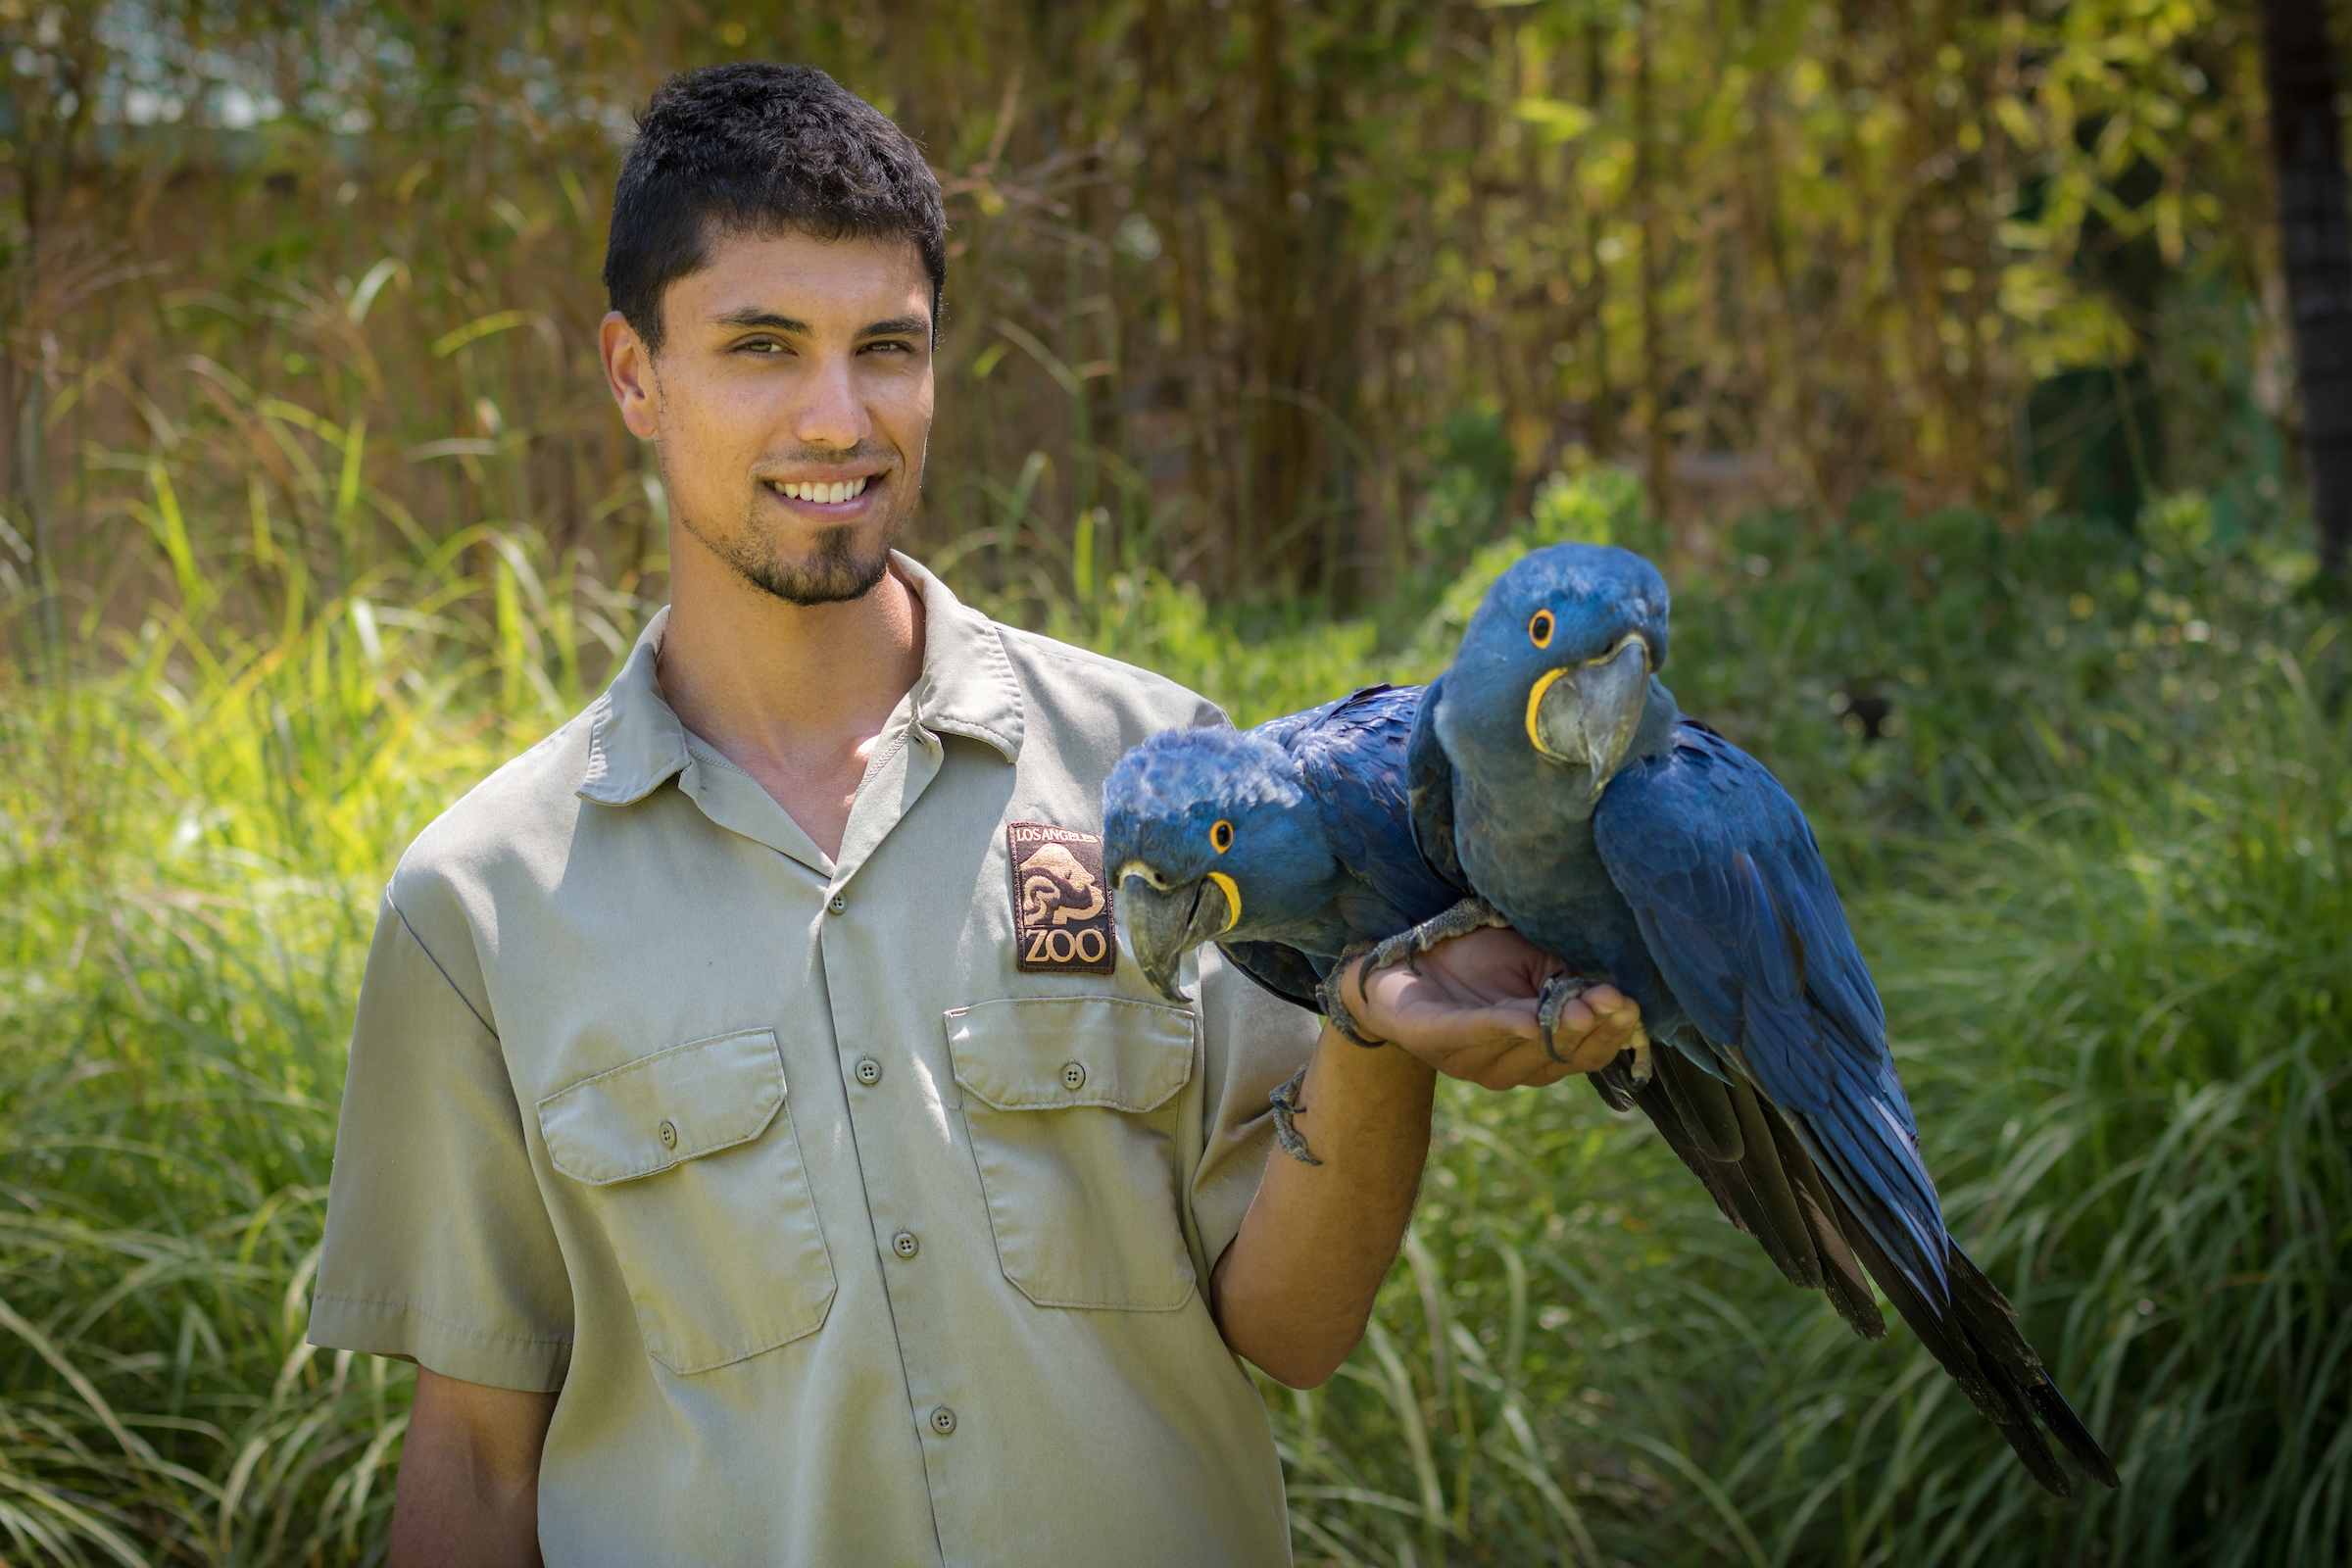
[[757, 447, 897, 474]]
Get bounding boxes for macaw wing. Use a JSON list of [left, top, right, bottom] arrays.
[[1591, 722, 1946, 1305], [1215, 939, 1325, 1012], [1290, 684, 1467, 918], [1402, 674, 1470, 893]]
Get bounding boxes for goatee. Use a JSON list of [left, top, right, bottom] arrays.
[[724, 522, 894, 606]]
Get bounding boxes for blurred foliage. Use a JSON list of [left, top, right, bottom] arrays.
[[5, 2, 2350, 1564], [0, 0, 2298, 641], [7, 467, 2349, 1563]]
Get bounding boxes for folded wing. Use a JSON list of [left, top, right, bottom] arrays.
[[1593, 722, 2118, 1494]]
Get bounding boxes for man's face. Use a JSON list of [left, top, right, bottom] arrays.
[[604, 226, 934, 606]]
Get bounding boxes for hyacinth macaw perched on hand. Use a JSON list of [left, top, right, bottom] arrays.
[[1405, 541, 2118, 1497], [1102, 685, 1547, 1161], [1103, 684, 1472, 1019]]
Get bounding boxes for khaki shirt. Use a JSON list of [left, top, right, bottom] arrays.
[[308, 555, 1319, 1566]]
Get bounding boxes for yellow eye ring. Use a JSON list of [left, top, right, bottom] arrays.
[[1529, 609, 1555, 649], [1210, 819, 1235, 853]]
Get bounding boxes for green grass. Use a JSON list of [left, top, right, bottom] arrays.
[[4, 481, 2347, 1564]]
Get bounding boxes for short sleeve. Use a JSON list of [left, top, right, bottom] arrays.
[[307, 894, 574, 1391], [1187, 944, 1322, 1270]]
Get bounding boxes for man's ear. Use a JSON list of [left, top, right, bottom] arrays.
[[601, 311, 662, 439]]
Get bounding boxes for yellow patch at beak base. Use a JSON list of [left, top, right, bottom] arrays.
[[1205, 871, 1243, 933], [1525, 667, 1570, 756]]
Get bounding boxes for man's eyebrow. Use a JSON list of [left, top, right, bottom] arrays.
[[858, 316, 930, 338], [712, 309, 810, 333]]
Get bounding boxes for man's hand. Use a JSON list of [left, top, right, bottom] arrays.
[[390, 1367, 557, 1567], [1211, 927, 1643, 1389], [1343, 923, 1641, 1088]]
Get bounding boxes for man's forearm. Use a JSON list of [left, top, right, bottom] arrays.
[[1210, 1024, 1436, 1388], [390, 1368, 556, 1567]]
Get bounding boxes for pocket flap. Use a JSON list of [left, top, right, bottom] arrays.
[[944, 997, 1195, 1112], [538, 1029, 786, 1186]]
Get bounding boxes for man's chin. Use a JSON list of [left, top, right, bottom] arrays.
[[733, 531, 895, 607]]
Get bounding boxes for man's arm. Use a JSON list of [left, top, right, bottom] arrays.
[[1209, 927, 1639, 1388], [389, 1368, 558, 1568]]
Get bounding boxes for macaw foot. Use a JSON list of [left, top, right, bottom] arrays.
[[1315, 944, 1385, 1048], [1268, 1062, 1323, 1166], [1361, 897, 1510, 978], [1524, 973, 1655, 1086], [1535, 971, 1592, 1065], [1536, 970, 1654, 1086], [1624, 1026, 1654, 1087]]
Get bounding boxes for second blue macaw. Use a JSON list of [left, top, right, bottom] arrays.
[[1408, 541, 2119, 1497], [1104, 683, 1470, 1018], [1104, 685, 1486, 1162]]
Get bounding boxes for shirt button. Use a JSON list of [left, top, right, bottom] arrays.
[[658, 1118, 677, 1150], [855, 1057, 883, 1086], [1060, 1061, 1087, 1092], [827, 893, 848, 914], [893, 1230, 919, 1259], [929, 1406, 956, 1436]]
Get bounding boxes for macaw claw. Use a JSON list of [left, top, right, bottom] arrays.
[[1316, 943, 1384, 1047], [1536, 970, 1651, 1084], [1535, 970, 1592, 1065], [1362, 896, 1510, 978], [1268, 1063, 1322, 1165], [1624, 1025, 1654, 1087]]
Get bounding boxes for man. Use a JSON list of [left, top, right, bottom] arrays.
[[309, 62, 1640, 1567]]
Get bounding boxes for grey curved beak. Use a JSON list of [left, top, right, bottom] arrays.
[[1119, 874, 1235, 1003], [1533, 639, 1649, 804]]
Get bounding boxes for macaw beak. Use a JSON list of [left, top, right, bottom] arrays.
[[1119, 871, 1239, 1003], [1526, 636, 1650, 803]]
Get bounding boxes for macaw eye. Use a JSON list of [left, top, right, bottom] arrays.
[[1529, 609, 1555, 649], [1210, 819, 1235, 854]]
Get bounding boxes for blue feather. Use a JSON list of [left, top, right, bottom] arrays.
[[1103, 685, 1464, 1001], [1415, 541, 2118, 1495]]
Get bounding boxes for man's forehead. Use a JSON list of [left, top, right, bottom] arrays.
[[685, 225, 929, 323]]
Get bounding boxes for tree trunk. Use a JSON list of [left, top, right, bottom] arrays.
[[1248, 0, 1308, 591], [1584, 16, 1614, 462], [2258, 0, 2352, 580], [1634, 0, 1671, 523]]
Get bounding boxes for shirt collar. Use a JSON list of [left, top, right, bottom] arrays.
[[576, 551, 1024, 808], [895, 551, 1025, 763]]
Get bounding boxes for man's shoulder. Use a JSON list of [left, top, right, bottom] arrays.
[[386, 709, 598, 920], [991, 620, 1226, 735]]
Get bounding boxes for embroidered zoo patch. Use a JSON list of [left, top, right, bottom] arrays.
[[1007, 822, 1117, 974]]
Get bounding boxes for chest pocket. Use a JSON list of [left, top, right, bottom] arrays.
[[945, 997, 1199, 1311], [537, 1029, 835, 1375]]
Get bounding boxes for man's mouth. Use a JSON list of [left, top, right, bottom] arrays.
[[763, 474, 878, 509]]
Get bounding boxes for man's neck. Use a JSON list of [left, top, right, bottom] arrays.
[[655, 537, 926, 861]]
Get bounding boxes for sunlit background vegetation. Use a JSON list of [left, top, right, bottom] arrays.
[[4, 1, 2348, 1564]]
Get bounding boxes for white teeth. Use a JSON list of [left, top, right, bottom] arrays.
[[775, 476, 871, 503]]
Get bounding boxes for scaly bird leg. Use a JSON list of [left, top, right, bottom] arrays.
[[1535, 971, 1592, 1065], [1360, 897, 1510, 979], [1324, 900, 1511, 1048], [1316, 943, 1385, 1048], [1268, 1063, 1322, 1166], [1535, 971, 1653, 1086]]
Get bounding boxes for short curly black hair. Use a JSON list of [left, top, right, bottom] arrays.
[[603, 62, 947, 354]]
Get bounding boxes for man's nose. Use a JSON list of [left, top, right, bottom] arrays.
[[794, 355, 871, 452]]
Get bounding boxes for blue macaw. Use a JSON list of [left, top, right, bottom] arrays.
[[1407, 541, 2118, 1496], [1103, 681, 1886, 1305], [1104, 685, 1495, 1161], [1104, 684, 1469, 1017]]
